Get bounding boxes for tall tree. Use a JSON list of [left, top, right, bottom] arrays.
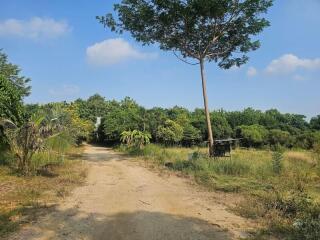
[[75, 94, 108, 123], [0, 76, 24, 123], [98, 0, 273, 156], [0, 50, 31, 97], [0, 50, 31, 124], [310, 115, 320, 131]]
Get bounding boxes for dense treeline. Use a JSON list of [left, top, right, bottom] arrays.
[[70, 94, 320, 150], [1, 47, 319, 154]]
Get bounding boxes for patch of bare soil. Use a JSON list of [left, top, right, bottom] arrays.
[[9, 145, 255, 240]]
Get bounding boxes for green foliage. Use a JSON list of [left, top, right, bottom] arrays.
[[182, 124, 202, 146], [0, 76, 24, 124], [246, 190, 320, 239], [64, 104, 94, 143], [310, 115, 320, 131], [268, 129, 292, 147], [0, 50, 31, 97], [74, 94, 108, 122], [295, 131, 320, 149], [23, 94, 318, 151], [101, 97, 144, 142], [144, 107, 168, 141], [157, 119, 183, 145], [211, 111, 232, 139], [0, 112, 63, 174], [190, 108, 207, 139], [100, 0, 272, 67], [27, 102, 94, 145], [236, 124, 268, 147], [120, 130, 151, 149], [0, 148, 13, 166], [291, 201, 320, 240], [272, 146, 284, 175], [99, 0, 273, 156], [0, 66, 28, 126], [226, 108, 263, 129], [67, 94, 320, 150], [0, 101, 91, 174], [0, 50, 31, 162]]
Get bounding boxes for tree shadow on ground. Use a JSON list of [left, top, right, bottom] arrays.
[[67, 146, 131, 163], [9, 208, 233, 240]]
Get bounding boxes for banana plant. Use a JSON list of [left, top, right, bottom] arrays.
[[120, 130, 151, 149]]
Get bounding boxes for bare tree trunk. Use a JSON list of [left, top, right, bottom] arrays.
[[200, 58, 214, 156]]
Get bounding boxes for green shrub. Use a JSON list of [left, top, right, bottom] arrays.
[[240, 189, 320, 239], [0, 148, 13, 166], [275, 192, 320, 239], [292, 203, 320, 240]]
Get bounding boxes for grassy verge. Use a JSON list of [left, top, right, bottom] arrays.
[[118, 144, 320, 239], [0, 147, 87, 237]]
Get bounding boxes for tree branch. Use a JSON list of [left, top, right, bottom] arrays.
[[173, 51, 199, 65]]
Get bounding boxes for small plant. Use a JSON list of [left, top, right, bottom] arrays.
[[272, 145, 284, 175]]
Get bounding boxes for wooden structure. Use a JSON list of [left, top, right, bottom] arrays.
[[213, 138, 240, 159]]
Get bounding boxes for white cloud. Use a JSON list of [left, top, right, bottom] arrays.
[[86, 38, 157, 66], [293, 74, 307, 81], [247, 67, 258, 77], [266, 54, 320, 75], [49, 84, 80, 97], [0, 17, 70, 40]]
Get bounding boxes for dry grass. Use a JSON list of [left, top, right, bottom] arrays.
[[285, 151, 315, 164], [0, 153, 87, 237], [120, 144, 320, 239]]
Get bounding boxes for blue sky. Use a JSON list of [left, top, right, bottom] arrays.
[[0, 0, 319, 118]]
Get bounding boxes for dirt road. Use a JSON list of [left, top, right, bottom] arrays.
[[10, 145, 254, 240]]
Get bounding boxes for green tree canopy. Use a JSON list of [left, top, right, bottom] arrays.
[[102, 97, 144, 142], [157, 119, 183, 145], [145, 107, 169, 140], [0, 76, 24, 123], [236, 124, 268, 147], [0, 50, 31, 97], [75, 94, 108, 123], [310, 115, 320, 131], [99, 0, 273, 156], [0, 50, 31, 124], [182, 123, 202, 146], [268, 129, 292, 147], [211, 111, 232, 139]]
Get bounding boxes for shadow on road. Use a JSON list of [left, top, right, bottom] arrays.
[[12, 208, 232, 240]]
